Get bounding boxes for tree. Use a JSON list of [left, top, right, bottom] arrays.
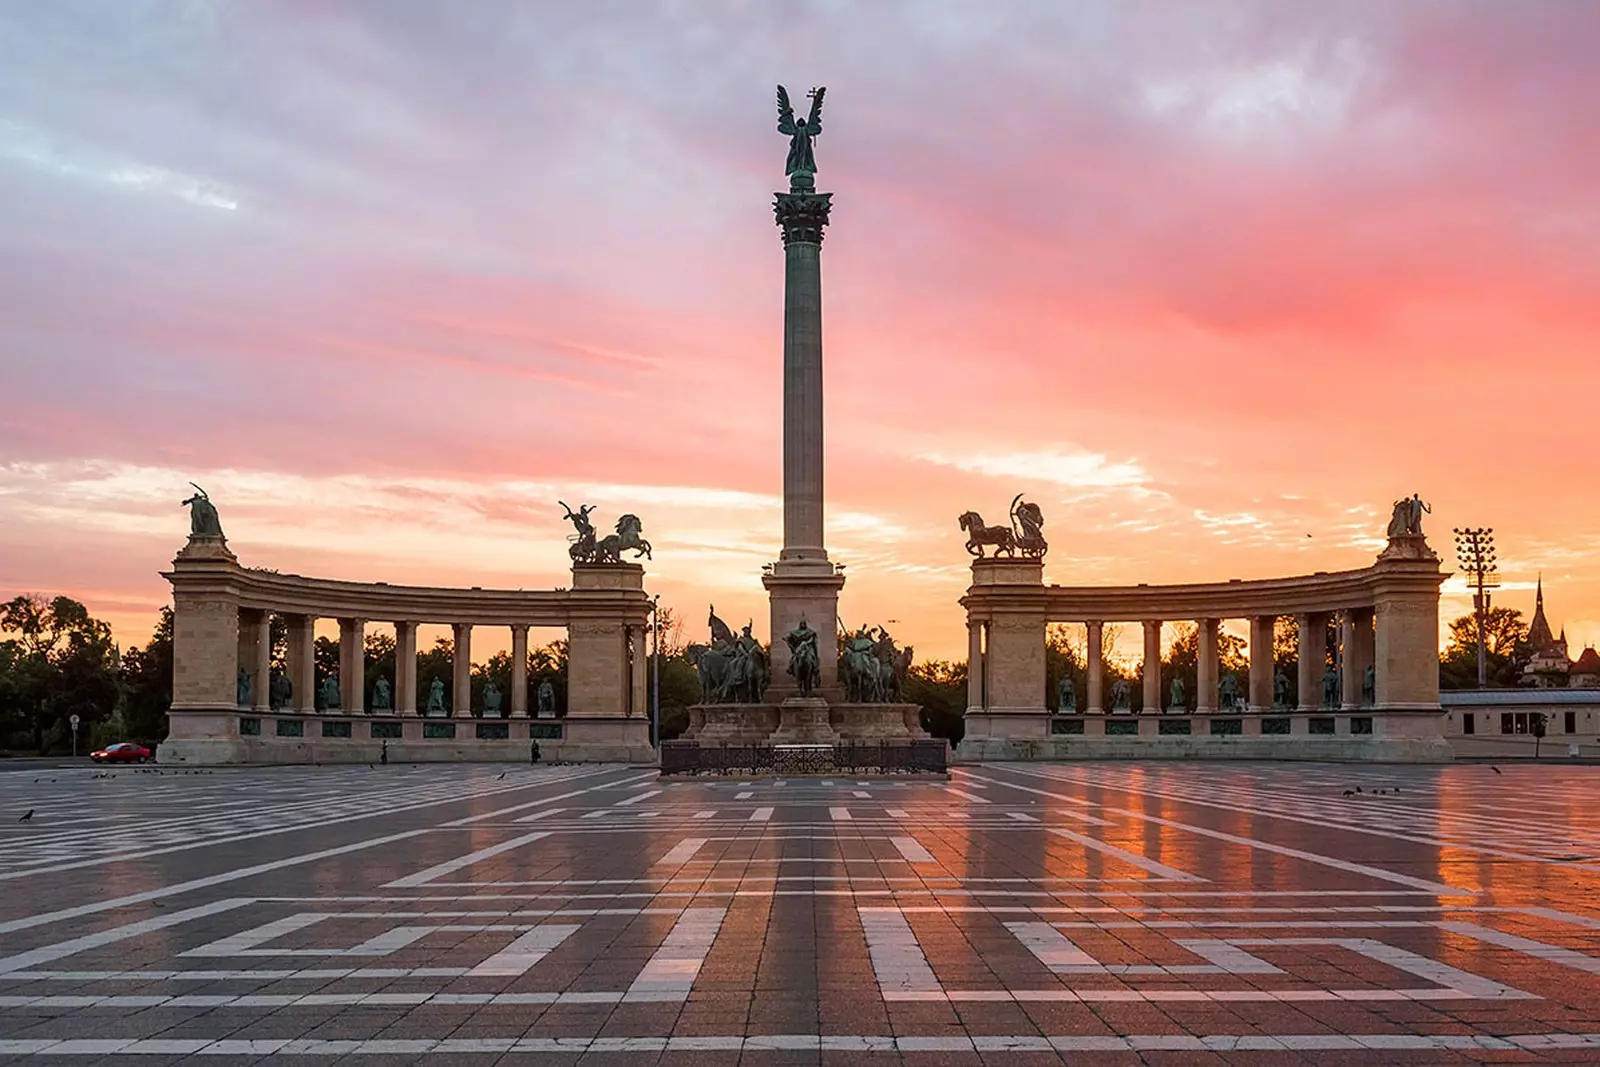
[[118, 608, 173, 743], [1440, 607, 1529, 690], [651, 651, 702, 741], [0, 595, 119, 754], [906, 659, 966, 743]]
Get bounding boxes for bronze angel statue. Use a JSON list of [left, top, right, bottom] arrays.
[[777, 85, 825, 179]]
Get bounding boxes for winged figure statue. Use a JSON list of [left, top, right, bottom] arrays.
[[777, 85, 825, 179]]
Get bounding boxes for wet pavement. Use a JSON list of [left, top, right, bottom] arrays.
[[0, 760, 1596, 1064]]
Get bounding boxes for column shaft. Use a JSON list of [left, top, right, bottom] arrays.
[[1248, 615, 1275, 712], [339, 618, 364, 714], [395, 622, 418, 715], [1196, 618, 1219, 713], [1086, 621, 1104, 713], [1352, 608, 1376, 707], [1297, 612, 1327, 711], [452, 623, 472, 717], [287, 615, 316, 714], [510, 625, 529, 717], [966, 621, 985, 710], [1340, 614, 1362, 709], [1141, 620, 1162, 713], [780, 235, 826, 560]]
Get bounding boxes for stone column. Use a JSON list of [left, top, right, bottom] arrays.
[[1142, 620, 1163, 714], [287, 614, 316, 714], [452, 623, 472, 717], [966, 621, 986, 710], [568, 620, 629, 716], [1196, 618, 1219, 713], [1373, 570, 1443, 710], [394, 621, 418, 715], [1296, 613, 1327, 712], [1248, 615, 1275, 712], [339, 618, 364, 714], [1340, 614, 1361, 709], [957, 558, 1047, 748], [630, 626, 648, 719], [510, 625, 529, 718], [775, 182, 832, 565], [1086, 621, 1104, 713], [236, 609, 269, 711]]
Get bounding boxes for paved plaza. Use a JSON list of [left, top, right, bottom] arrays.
[[0, 762, 1596, 1064]]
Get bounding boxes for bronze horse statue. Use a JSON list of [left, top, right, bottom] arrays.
[[958, 511, 1016, 557]]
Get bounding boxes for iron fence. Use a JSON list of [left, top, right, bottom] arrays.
[[659, 739, 948, 777]]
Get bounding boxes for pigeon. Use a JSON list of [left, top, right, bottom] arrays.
[[1356, 786, 1363, 793], [1342, 789, 1354, 797], [19, 810, 33, 823], [1491, 766, 1502, 775], [497, 772, 506, 780]]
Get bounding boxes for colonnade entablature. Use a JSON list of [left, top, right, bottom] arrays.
[[159, 496, 656, 764], [955, 502, 1451, 762]]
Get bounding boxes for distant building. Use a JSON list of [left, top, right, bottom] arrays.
[[1572, 647, 1600, 689], [1524, 576, 1575, 687]]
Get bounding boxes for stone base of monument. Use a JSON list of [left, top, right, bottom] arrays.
[[770, 698, 839, 743], [682, 701, 928, 744], [955, 708, 1454, 763], [157, 709, 655, 765]]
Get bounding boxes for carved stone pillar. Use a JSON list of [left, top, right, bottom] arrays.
[[287, 614, 316, 714], [452, 623, 472, 717], [235, 609, 269, 712], [510, 625, 529, 718], [1340, 613, 1362, 709], [1248, 615, 1275, 712], [1347, 608, 1376, 708], [1142, 620, 1163, 714], [394, 621, 418, 715], [1086, 621, 1104, 714], [339, 618, 365, 714], [957, 557, 1048, 749], [630, 626, 648, 718], [1196, 618, 1219, 713], [1297, 612, 1328, 712]]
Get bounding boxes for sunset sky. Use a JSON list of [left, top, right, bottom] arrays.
[[2, 1, 1597, 663]]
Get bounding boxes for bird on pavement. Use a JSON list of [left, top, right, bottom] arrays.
[[1491, 766, 1502, 775], [497, 772, 506, 780], [19, 809, 34, 823]]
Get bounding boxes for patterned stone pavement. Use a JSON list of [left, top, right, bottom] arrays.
[[0, 760, 1596, 1064]]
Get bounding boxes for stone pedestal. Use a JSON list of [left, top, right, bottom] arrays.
[[771, 697, 839, 743], [763, 563, 845, 699], [958, 557, 1049, 758]]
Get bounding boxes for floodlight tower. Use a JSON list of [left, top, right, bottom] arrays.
[[1452, 527, 1499, 688]]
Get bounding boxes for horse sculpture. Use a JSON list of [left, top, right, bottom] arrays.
[[591, 514, 652, 563], [958, 511, 1016, 557]]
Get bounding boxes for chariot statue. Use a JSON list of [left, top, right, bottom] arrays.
[[958, 495, 1048, 559], [562, 502, 652, 564], [181, 483, 224, 539]]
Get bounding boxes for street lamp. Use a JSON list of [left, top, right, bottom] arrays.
[[650, 594, 661, 748], [1452, 527, 1499, 688]]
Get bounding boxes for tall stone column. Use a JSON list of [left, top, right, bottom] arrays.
[[763, 178, 845, 697], [1086, 621, 1104, 713], [1373, 561, 1444, 710], [287, 614, 316, 714], [339, 618, 364, 714], [394, 621, 418, 715], [1340, 614, 1360, 709], [1196, 618, 1219, 713], [1141, 620, 1163, 714], [966, 621, 985, 711], [1296, 613, 1327, 711], [236, 609, 268, 711], [452, 623, 472, 717], [1248, 615, 1275, 712], [510, 625, 529, 718]]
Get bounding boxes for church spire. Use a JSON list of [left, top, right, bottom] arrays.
[[1528, 573, 1557, 651]]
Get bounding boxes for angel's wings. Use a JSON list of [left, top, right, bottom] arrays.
[[805, 86, 824, 135], [776, 85, 797, 135]]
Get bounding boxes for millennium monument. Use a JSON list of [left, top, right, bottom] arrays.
[[677, 87, 927, 746]]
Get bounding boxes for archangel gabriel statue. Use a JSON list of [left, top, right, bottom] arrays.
[[777, 85, 825, 189]]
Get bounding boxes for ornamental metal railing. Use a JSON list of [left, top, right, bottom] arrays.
[[659, 739, 948, 777]]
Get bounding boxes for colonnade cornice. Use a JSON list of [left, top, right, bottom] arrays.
[[163, 558, 651, 628], [961, 559, 1445, 623]]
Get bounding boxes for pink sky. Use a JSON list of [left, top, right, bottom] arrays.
[[2, 2, 1597, 663]]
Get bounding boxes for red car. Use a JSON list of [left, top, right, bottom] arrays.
[[91, 742, 152, 764]]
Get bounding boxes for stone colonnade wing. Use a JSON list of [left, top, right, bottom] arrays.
[[161, 540, 655, 764], [959, 554, 1448, 761]]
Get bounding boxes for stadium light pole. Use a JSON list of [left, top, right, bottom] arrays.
[[1452, 527, 1499, 688]]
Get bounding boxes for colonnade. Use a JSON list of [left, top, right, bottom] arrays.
[[967, 610, 1377, 714]]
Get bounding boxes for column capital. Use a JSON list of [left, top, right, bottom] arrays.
[[773, 190, 833, 245]]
